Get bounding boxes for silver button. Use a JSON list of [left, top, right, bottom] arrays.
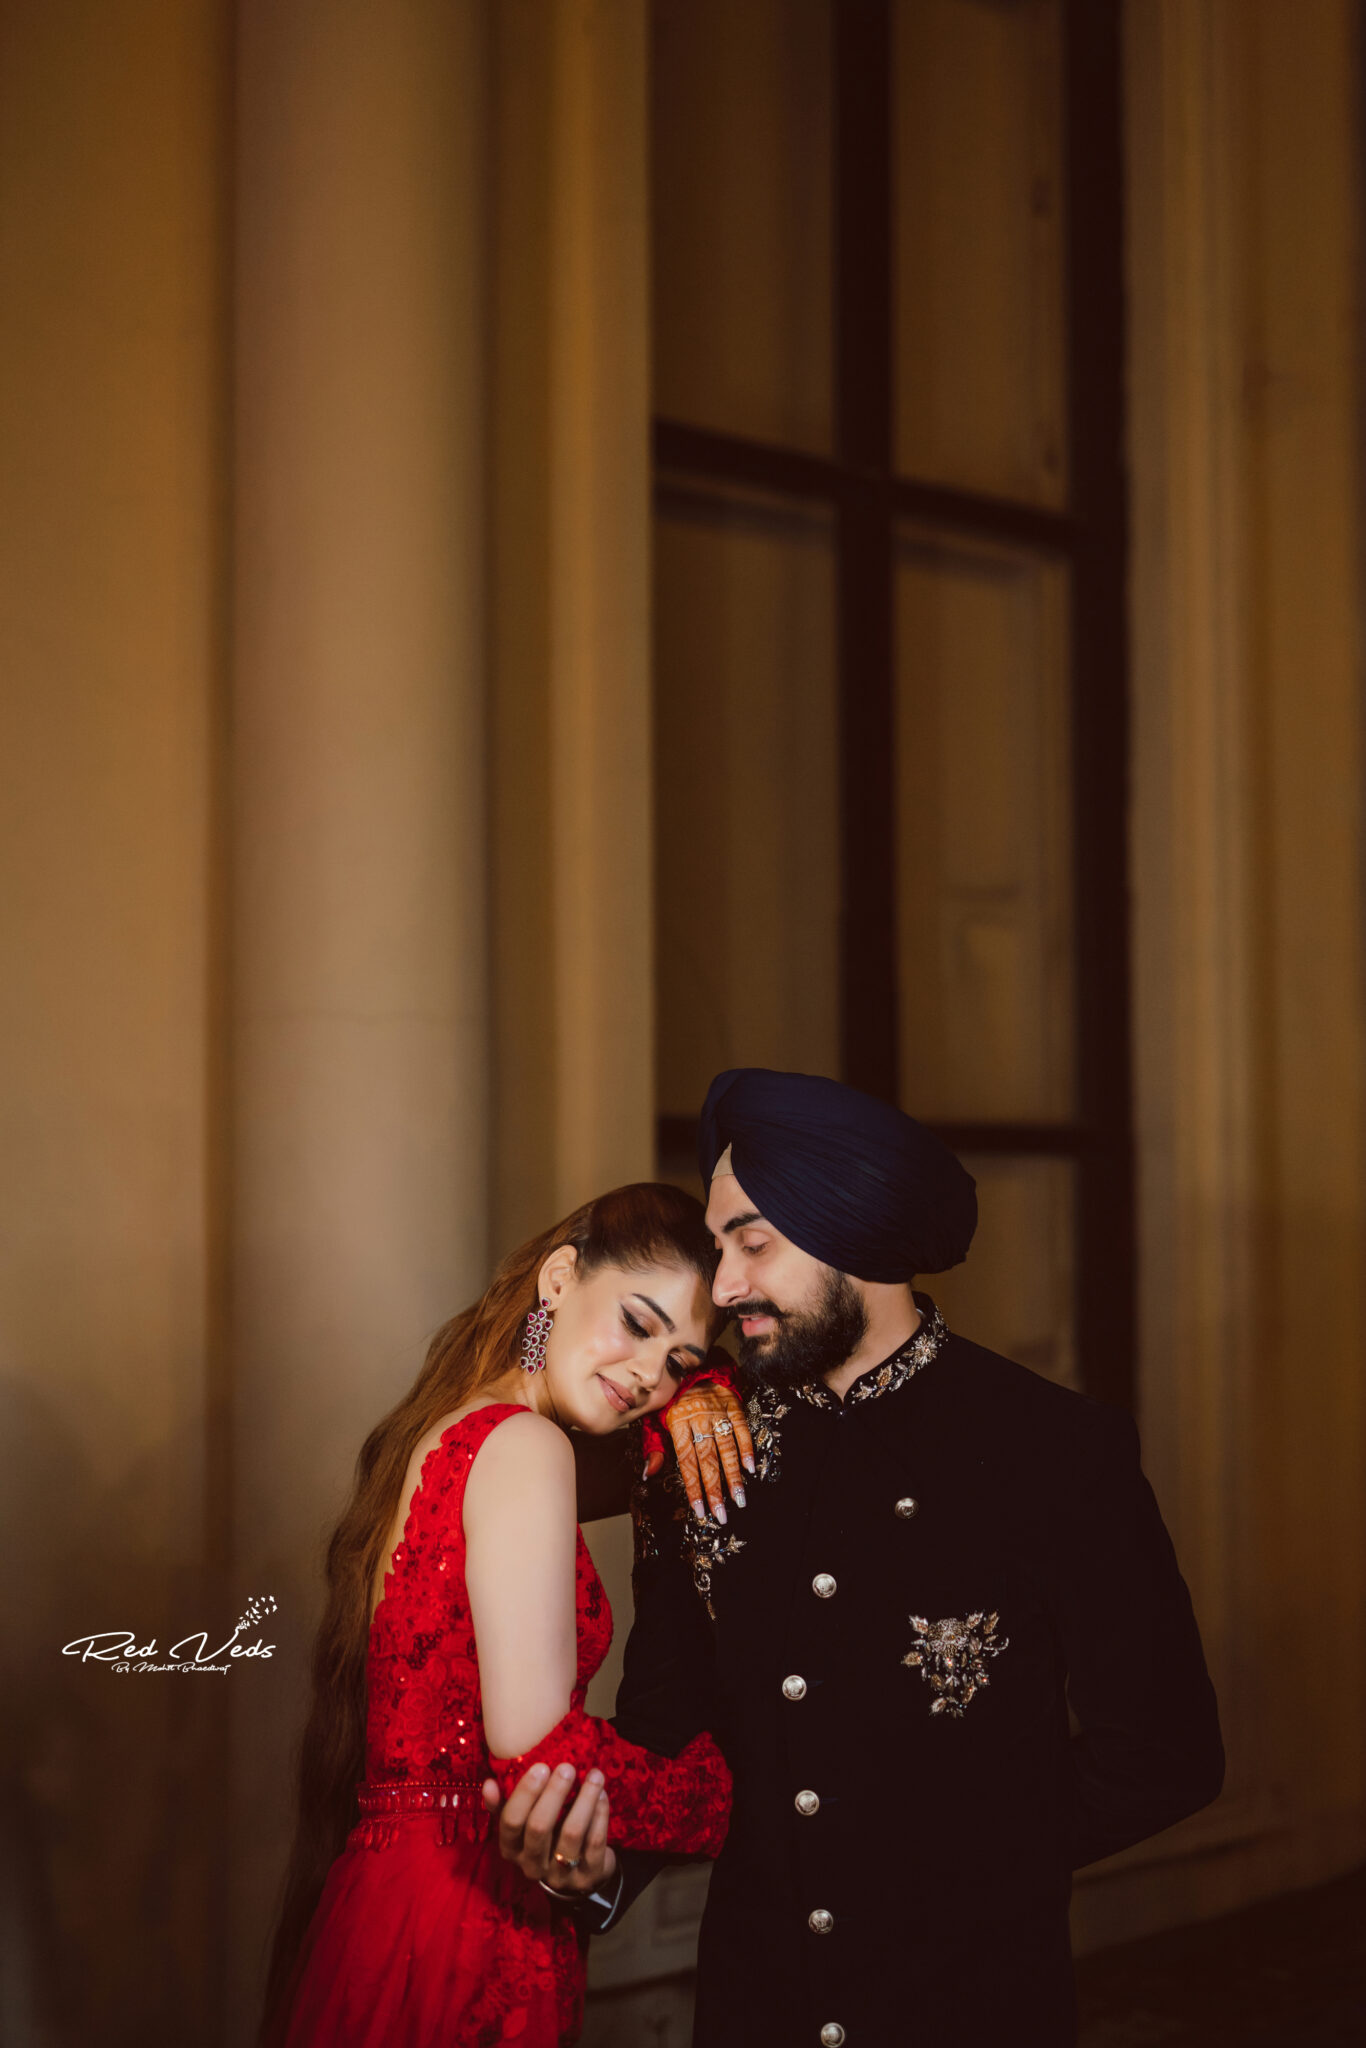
[[808, 1907, 834, 1933], [812, 1572, 837, 1598], [782, 1674, 808, 1701], [821, 2029, 846, 2048], [894, 1496, 919, 1519], [795, 1789, 820, 1816]]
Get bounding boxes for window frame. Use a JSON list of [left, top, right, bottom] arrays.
[[653, 0, 1134, 1409]]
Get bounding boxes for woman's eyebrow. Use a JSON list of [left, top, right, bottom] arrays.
[[630, 1291, 674, 1332]]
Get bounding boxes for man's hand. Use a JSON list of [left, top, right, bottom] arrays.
[[481, 1762, 617, 1896]]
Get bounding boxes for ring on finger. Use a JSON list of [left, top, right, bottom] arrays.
[[712, 1419, 734, 1437], [690, 1428, 714, 1443], [552, 1852, 582, 1869]]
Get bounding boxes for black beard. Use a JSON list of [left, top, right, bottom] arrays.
[[734, 1268, 869, 1398]]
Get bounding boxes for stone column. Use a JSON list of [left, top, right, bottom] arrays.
[[229, 2, 491, 2028], [545, 0, 655, 1214], [491, 0, 654, 1242]]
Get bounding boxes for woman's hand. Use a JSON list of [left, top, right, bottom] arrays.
[[645, 1355, 755, 1523], [482, 1763, 617, 1896]]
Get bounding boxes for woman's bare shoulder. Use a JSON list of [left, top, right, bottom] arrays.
[[461, 1407, 574, 1529], [466, 1404, 573, 1471], [413, 1395, 559, 1457]]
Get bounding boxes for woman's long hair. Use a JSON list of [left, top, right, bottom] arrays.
[[259, 1181, 719, 2043]]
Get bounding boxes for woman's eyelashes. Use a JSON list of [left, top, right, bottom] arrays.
[[622, 1303, 687, 1380], [626, 1302, 688, 1384]]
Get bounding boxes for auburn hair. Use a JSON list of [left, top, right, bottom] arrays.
[[259, 1181, 719, 2043]]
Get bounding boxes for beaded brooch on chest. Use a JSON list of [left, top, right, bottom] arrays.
[[902, 1610, 1008, 1717]]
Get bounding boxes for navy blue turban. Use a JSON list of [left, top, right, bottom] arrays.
[[698, 1068, 977, 1283]]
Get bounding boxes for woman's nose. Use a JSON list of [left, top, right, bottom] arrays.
[[634, 1348, 665, 1388]]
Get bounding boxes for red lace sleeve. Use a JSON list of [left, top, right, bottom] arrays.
[[489, 1705, 730, 1857]]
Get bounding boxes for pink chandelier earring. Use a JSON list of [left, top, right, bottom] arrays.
[[520, 1299, 554, 1373]]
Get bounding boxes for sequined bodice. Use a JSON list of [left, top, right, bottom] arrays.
[[364, 1403, 613, 1785]]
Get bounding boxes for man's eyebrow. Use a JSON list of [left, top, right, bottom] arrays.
[[720, 1211, 764, 1236]]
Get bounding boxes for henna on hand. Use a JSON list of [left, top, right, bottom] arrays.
[[650, 1358, 755, 1520]]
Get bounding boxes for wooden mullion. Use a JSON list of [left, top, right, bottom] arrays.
[[654, 413, 1078, 554], [890, 475, 1076, 555], [654, 418, 841, 506], [835, 0, 897, 1100], [1063, 0, 1134, 1410], [659, 1113, 1100, 1165]]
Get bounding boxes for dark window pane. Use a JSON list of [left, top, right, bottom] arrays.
[[893, 0, 1067, 506], [655, 482, 839, 1116], [929, 1155, 1076, 1386], [652, 0, 834, 452], [896, 528, 1074, 1121]]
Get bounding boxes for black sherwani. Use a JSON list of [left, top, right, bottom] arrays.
[[606, 1298, 1224, 2048]]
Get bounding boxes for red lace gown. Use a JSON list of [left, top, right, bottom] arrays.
[[279, 1403, 730, 2047]]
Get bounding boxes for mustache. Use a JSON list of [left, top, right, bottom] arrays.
[[729, 1300, 784, 1323]]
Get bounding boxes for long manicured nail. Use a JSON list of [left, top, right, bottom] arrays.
[[742, 1455, 756, 1474], [713, 1501, 727, 1524], [691, 1499, 706, 1522], [732, 1486, 747, 1509]]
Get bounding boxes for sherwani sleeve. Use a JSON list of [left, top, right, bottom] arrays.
[[1048, 1403, 1225, 1868]]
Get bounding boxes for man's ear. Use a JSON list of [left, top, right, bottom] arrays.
[[536, 1243, 579, 1306]]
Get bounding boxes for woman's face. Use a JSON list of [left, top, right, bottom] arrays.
[[536, 1251, 713, 1433]]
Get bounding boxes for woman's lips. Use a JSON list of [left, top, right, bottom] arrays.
[[597, 1374, 631, 1414]]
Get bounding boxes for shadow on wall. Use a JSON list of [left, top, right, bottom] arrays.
[[0, 1371, 230, 2048], [581, 1973, 696, 2048]]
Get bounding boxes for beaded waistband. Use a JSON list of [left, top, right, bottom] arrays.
[[357, 1775, 483, 1814], [352, 1775, 488, 1849]]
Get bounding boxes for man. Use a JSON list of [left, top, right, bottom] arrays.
[[492, 1068, 1224, 2046]]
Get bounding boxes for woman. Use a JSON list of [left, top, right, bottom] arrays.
[[262, 1183, 744, 2048]]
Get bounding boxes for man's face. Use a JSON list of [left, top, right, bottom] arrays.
[[704, 1169, 868, 1391]]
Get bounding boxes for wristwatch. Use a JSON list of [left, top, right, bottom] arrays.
[[538, 1862, 626, 1932]]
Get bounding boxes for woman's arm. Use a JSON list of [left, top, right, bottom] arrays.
[[466, 1406, 731, 1858], [464, 1409, 579, 1758], [487, 1710, 729, 1857]]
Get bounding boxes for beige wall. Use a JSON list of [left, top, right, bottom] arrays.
[[227, 2, 495, 2027], [0, 3, 229, 2040]]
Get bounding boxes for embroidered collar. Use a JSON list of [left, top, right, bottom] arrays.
[[675, 1295, 951, 1608], [793, 1292, 948, 1411], [747, 1292, 948, 1486]]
